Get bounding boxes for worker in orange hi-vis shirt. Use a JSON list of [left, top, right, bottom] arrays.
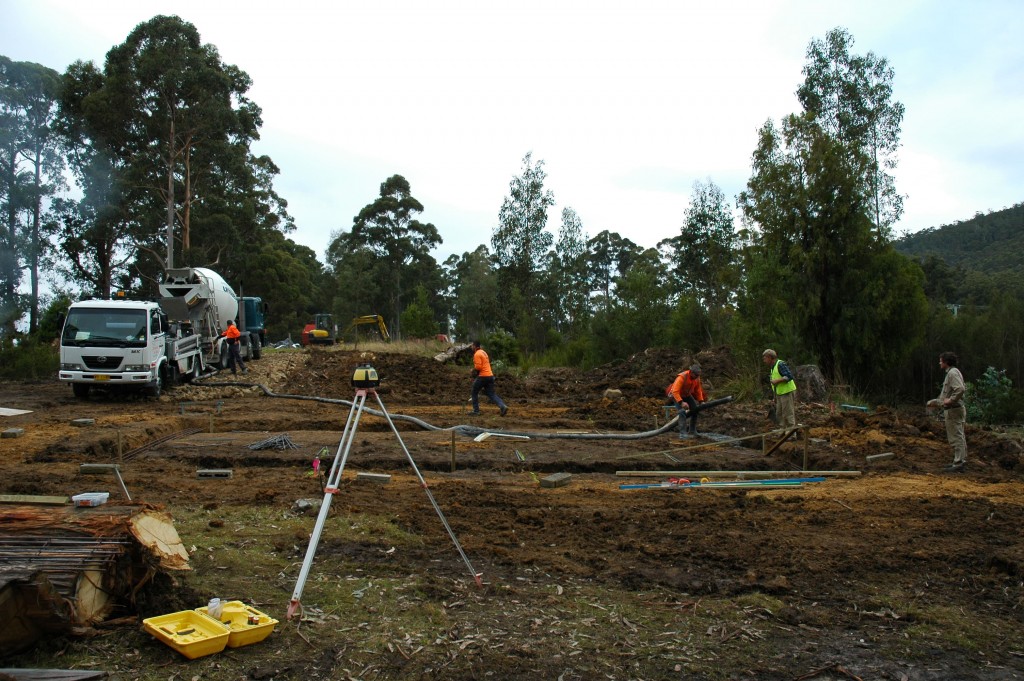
[[470, 340, 507, 417], [217, 320, 248, 376], [666, 363, 705, 438]]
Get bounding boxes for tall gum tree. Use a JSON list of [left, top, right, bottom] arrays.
[[738, 28, 925, 388], [0, 57, 63, 335], [327, 175, 440, 340], [58, 14, 284, 293], [492, 152, 554, 343]]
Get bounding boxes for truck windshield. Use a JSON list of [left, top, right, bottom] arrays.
[[62, 308, 148, 347]]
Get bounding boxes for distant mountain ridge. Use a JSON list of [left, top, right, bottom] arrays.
[[895, 202, 1024, 273]]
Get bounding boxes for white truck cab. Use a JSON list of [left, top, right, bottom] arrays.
[[59, 299, 186, 398]]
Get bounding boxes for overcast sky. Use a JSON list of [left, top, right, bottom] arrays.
[[3, 0, 1022, 263]]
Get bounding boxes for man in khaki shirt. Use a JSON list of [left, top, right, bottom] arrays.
[[928, 351, 966, 471]]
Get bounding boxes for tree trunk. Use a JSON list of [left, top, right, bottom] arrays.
[[0, 503, 191, 656]]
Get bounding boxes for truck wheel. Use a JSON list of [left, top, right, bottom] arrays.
[[251, 333, 262, 360], [72, 384, 90, 399], [146, 370, 163, 399]]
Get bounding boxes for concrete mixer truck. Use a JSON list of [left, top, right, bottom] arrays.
[[59, 267, 259, 398]]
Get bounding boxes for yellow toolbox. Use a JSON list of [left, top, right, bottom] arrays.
[[142, 610, 230, 659], [195, 600, 279, 648]]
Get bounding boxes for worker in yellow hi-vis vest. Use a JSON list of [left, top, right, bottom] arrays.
[[763, 348, 797, 429]]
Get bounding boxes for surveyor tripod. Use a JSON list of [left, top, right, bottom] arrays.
[[287, 385, 481, 620]]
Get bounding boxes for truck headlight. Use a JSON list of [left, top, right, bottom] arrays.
[[124, 364, 147, 372], [61, 363, 83, 371]]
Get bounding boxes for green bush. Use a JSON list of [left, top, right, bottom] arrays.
[[0, 340, 59, 380], [965, 367, 1017, 424]]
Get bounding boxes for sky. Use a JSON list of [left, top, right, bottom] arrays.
[[3, 0, 1023, 264]]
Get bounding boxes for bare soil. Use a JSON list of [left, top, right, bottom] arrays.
[[1, 345, 1023, 680]]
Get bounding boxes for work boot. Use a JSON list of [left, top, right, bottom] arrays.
[[500, 406, 508, 417], [242, 368, 248, 374]]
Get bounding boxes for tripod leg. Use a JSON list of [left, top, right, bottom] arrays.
[[373, 392, 483, 586], [288, 391, 368, 619]]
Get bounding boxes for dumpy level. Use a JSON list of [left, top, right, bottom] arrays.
[[287, 364, 481, 620]]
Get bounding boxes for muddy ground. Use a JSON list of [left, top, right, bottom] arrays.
[[1, 345, 1023, 680]]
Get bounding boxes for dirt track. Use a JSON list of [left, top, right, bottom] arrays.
[[2, 346, 1023, 680]]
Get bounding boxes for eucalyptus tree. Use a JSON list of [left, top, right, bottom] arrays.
[[798, 28, 904, 237], [442, 246, 500, 341], [737, 28, 925, 387], [58, 15, 289, 292], [327, 175, 441, 339], [551, 207, 590, 338], [658, 179, 739, 344], [492, 152, 555, 336], [0, 57, 63, 335], [590, 248, 671, 363], [587, 230, 640, 313]]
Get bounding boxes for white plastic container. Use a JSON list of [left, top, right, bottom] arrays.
[[72, 492, 110, 507]]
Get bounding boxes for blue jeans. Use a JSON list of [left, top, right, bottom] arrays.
[[472, 376, 506, 412], [677, 396, 698, 434]]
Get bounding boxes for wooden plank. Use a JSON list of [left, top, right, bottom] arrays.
[[0, 494, 69, 505], [866, 452, 895, 461], [2, 428, 24, 438], [356, 472, 391, 484], [196, 469, 233, 479], [0, 669, 108, 680], [615, 470, 861, 478], [80, 464, 120, 473]]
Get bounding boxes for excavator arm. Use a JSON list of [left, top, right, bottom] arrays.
[[347, 315, 390, 342]]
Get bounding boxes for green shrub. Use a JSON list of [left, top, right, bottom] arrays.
[[0, 340, 59, 380], [965, 367, 1017, 424]]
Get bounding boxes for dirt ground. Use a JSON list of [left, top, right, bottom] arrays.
[[1, 345, 1023, 680]]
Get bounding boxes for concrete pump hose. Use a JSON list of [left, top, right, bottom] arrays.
[[196, 374, 734, 441]]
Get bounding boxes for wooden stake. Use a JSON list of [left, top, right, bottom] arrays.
[[450, 431, 456, 472]]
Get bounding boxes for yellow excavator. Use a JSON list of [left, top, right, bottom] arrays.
[[345, 315, 391, 342]]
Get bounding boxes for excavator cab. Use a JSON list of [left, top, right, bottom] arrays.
[[301, 313, 337, 346]]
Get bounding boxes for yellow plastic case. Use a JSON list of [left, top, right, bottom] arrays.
[[195, 600, 279, 648], [142, 610, 230, 659]]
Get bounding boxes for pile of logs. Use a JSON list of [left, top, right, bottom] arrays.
[[0, 502, 190, 656]]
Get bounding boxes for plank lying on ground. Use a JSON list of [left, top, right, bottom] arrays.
[[0, 669, 108, 680], [356, 472, 391, 484], [0, 494, 69, 505], [197, 469, 233, 478], [615, 470, 861, 478]]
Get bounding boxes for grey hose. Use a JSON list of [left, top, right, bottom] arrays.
[[197, 374, 731, 441]]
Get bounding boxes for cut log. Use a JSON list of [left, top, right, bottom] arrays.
[[433, 342, 472, 364], [0, 504, 191, 656]]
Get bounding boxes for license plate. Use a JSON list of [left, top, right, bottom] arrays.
[[94, 374, 110, 381]]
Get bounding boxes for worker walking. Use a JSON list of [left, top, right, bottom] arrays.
[[666, 363, 706, 438], [219, 320, 248, 376], [763, 349, 796, 429], [470, 340, 507, 416]]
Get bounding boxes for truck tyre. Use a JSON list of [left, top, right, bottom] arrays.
[[72, 383, 90, 399], [251, 333, 262, 360], [146, 369, 163, 399]]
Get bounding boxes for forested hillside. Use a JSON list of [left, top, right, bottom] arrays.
[[896, 203, 1024, 273]]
